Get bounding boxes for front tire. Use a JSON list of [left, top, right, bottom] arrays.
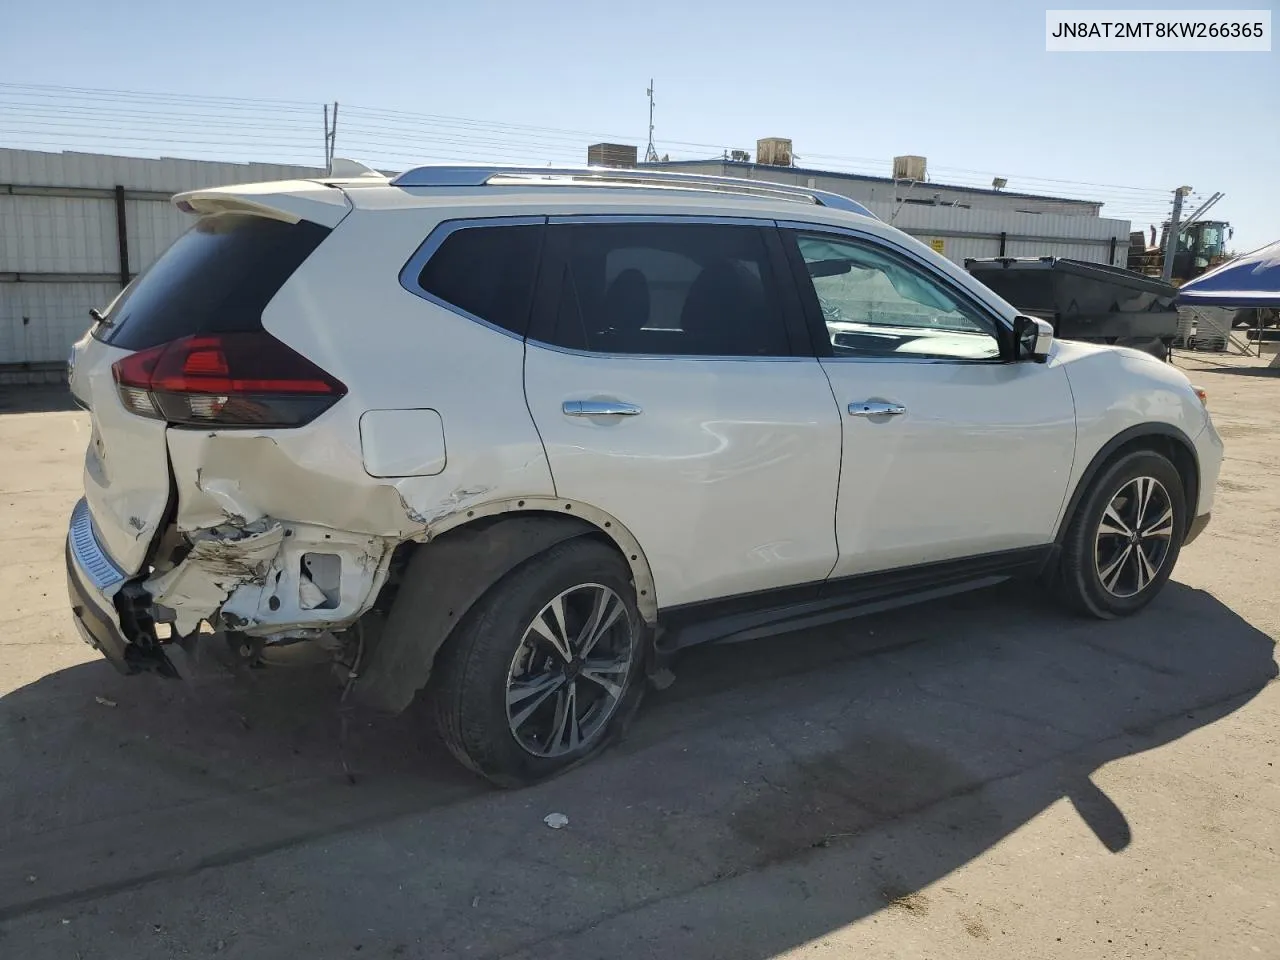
[[431, 539, 645, 787], [1057, 450, 1186, 619]]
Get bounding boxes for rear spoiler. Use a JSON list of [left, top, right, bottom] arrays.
[[172, 179, 352, 228]]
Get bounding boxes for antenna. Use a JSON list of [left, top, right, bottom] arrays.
[[645, 80, 659, 163]]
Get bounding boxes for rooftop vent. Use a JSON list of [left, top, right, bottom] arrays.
[[757, 138, 793, 167], [893, 155, 927, 181], [586, 143, 638, 168]]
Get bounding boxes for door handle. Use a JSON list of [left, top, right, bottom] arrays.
[[563, 400, 643, 417], [848, 401, 907, 417]]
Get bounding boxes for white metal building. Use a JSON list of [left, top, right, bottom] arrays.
[[645, 159, 1132, 271], [0, 148, 322, 382]]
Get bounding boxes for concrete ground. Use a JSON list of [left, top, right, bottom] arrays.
[[0, 350, 1276, 960]]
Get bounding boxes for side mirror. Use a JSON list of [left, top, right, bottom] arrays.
[[1013, 315, 1054, 363]]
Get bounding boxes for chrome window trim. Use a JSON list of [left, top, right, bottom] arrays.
[[818, 353, 1001, 366], [403, 213, 919, 364], [398, 215, 547, 344], [68, 498, 125, 591], [525, 338, 817, 363], [777, 219, 1010, 367], [547, 214, 775, 227]]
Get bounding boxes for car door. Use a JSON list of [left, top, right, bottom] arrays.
[[522, 217, 843, 610], [780, 225, 1076, 579]]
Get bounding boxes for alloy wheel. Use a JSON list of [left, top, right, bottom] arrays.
[[1093, 476, 1176, 599], [505, 583, 635, 757]]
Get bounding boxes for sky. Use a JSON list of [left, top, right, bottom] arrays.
[[1, 0, 1276, 251]]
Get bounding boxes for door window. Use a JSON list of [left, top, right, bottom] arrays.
[[794, 233, 1001, 361], [532, 222, 791, 357]]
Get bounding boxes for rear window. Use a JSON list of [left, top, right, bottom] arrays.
[[96, 214, 330, 350], [415, 224, 543, 337]]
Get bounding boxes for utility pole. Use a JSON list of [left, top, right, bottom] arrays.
[[1161, 185, 1192, 282], [644, 81, 659, 163], [323, 101, 339, 171]]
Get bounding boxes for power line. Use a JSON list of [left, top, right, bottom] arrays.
[[0, 80, 316, 110], [0, 81, 1189, 211]]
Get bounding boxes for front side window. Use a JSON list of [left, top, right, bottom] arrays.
[[794, 233, 1001, 361], [532, 222, 790, 358]]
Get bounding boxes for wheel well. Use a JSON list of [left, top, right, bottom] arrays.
[[353, 510, 646, 714], [385, 510, 628, 596], [1058, 428, 1200, 543]]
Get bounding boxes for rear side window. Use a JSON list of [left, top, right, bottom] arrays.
[[98, 214, 330, 351], [531, 222, 790, 358], [416, 224, 543, 337]]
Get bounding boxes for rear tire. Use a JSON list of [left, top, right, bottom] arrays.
[[431, 539, 645, 787], [1056, 450, 1186, 619]]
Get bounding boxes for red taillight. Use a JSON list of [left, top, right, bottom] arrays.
[[111, 333, 347, 428]]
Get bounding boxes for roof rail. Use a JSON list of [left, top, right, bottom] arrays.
[[389, 165, 878, 219]]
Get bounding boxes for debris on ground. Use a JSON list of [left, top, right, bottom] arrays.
[[94, 696, 117, 707], [543, 812, 569, 829]]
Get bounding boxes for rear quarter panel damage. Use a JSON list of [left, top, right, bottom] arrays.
[[146, 421, 550, 639]]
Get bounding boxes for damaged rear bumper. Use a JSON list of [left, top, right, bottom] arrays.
[[143, 519, 394, 641], [66, 498, 146, 673], [66, 540, 132, 672]]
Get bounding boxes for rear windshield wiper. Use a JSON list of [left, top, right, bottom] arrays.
[[89, 307, 112, 328]]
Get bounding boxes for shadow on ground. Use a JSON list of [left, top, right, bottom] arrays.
[[0, 385, 79, 414], [0, 581, 1273, 958], [1186, 363, 1280, 378]]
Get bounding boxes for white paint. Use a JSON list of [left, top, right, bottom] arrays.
[[63, 172, 1222, 650], [171, 180, 352, 227], [1050, 339, 1219, 520], [524, 349, 842, 608], [359, 409, 447, 478], [822, 356, 1077, 577], [71, 332, 173, 574]]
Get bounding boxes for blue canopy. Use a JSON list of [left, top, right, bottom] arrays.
[[1176, 240, 1280, 308]]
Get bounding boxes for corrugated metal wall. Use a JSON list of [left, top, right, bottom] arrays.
[[0, 148, 321, 382], [862, 201, 1132, 268], [654, 160, 1132, 269], [652, 160, 1109, 217], [0, 149, 318, 194]]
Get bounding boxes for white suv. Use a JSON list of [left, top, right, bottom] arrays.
[[65, 166, 1222, 785]]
